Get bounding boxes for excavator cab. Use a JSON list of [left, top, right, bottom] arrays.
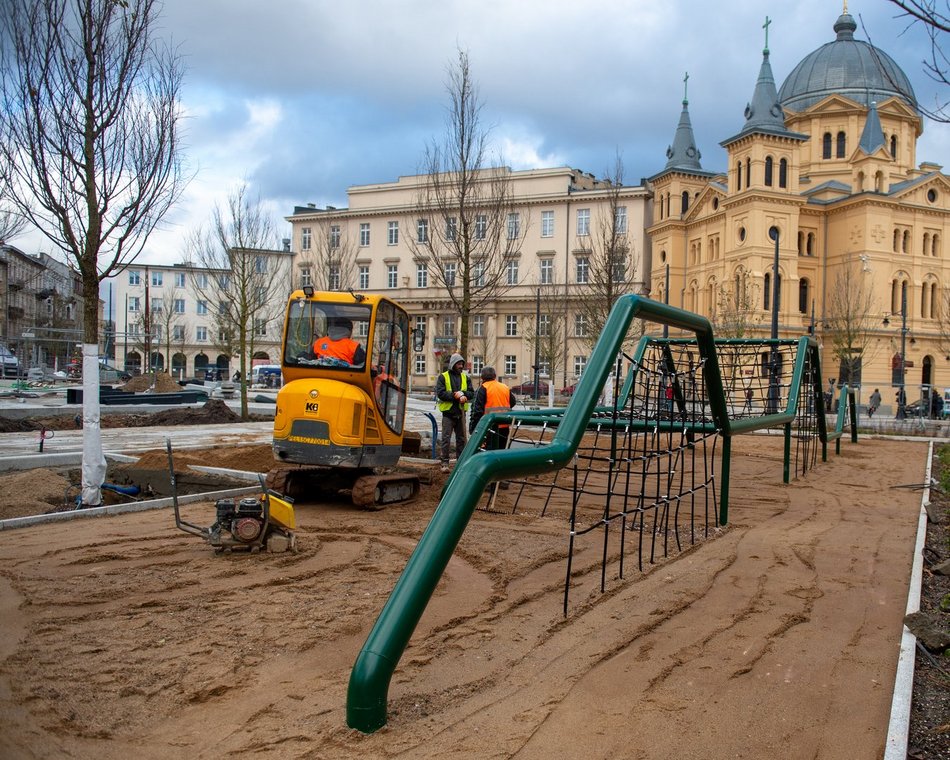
[[274, 291, 414, 487]]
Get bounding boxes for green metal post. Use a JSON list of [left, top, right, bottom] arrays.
[[719, 435, 731, 525], [783, 423, 791, 483]]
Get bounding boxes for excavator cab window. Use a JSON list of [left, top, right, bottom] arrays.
[[371, 301, 410, 434], [284, 300, 370, 370]]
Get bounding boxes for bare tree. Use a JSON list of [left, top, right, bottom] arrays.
[[0, 203, 28, 245], [712, 266, 760, 339], [523, 284, 566, 390], [872, 2, 950, 121], [823, 260, 880, 385], [576, 154, 642, 355], [406, 49, 527, 359], [155, 286, 187, 377], [187, 183, 291, 419], [0, 0, 188, 506], [303, 217, 358, 291]]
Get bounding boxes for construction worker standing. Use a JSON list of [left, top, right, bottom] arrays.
[[470, 366, 516, 451]]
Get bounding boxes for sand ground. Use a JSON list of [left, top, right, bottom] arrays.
[[0, 434, 929, 759]]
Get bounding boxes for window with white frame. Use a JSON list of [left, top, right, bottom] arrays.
[[172, 325, 186, 341], [387, 264, 398, 288], [329, 225, 340, 249], [471, 355, 484, 375], [196, 325, 208, 342], [507, 212, 520, 240], [472, 314, 484, 337], [388, 221, 399, 245], [359, 265, 370, 289], [300, 267, 312, 287], [414, 354, 426, 374], [441, 315, 455, 338], [128, 323, 141, 338], [505, 314, 518, 336], [541, 210, 554, 237], [356, 319, 369, 338], [151, 271, 163, 287], [173, 298, 185, 314], [506, 258, 519, 285], [574, 313, 588, 337], [540, 258, 553, 284], [152, 325, 162, 341], [329, 265, 340, 290], [475, 214, 487, 240], [196, 273, 208, 289], [359, 223, 370, 246], [573, 355, 587, 378], [577, 208, 591, 236], [538, 359, 551, 376], [539, 313, 551, 337], [417, 219, 428, 243], [218, 327, 230, 342], [504, 355, 517, 375], [416, 262, 428, 287], [151, 297, 163, 313], [612, 255, 626, 282], [175, 272, 186, 287], [444, 262, 456, 286], [254, 318, 267, 337], [614, 206, 627, 234], [197, 300, 208, 315], [415, 315, 426, 341], [301, 227, 312, 250], [218, 274, 230, 289], [128, 270, 140, 285], [473, 261, 486, 287], [129, 296, 140, 312], [255, 256, 267, 274], [576, 256, 590, 283], [446, 216, 457, 241], [218, 300, 228, 316]]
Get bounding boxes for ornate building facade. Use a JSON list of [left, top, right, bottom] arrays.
[[649, 9, 950, 401]]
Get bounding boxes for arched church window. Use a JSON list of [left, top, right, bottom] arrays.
[[836, 131, 846, 158], [764, 156, 773, 187], [779, 158, 788, 188], [822, 133, 832, 159]]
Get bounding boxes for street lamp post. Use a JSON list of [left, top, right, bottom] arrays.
[[883, 289, 908, 419], [767, 226, 781, 413]]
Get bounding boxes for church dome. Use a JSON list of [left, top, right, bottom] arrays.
[[778, 12, 918, 113]]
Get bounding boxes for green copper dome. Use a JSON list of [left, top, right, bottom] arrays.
[[778, 12, 918, 113]]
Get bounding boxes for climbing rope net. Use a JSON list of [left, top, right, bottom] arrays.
[[479, 338, 820, 613]]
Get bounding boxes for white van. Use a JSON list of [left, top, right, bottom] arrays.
[[0, 345, 19, 378], [251, 364, 282, 388]]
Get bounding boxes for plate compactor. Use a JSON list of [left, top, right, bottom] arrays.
[[166, 440, 297, 554]]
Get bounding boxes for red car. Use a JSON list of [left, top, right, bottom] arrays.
[[510, 380, 549, 397], [561, 383, 578, 396]]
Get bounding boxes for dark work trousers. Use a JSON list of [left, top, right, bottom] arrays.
[[440, 413, 467, 464]]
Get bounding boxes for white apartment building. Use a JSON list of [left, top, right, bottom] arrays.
[[106, 247, 293, 379], [288, 167, 651, 391]]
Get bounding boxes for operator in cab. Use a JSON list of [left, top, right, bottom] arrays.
[[313, 318, 366, 367]]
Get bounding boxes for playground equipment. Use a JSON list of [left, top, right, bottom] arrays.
[[345, 295, 858, 733]]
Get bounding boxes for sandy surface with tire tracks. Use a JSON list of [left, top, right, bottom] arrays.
[[0, 435, 928, 759]]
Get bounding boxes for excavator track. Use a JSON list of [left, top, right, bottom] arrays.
[[351, 472, 421, 509]]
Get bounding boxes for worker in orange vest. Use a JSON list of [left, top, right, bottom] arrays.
[[313, 318, 365, 366], [469, 366, 516, 451]]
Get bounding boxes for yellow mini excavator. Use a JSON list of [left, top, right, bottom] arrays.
[[267, 289, 425, 507]]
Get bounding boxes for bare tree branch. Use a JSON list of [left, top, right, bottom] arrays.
[[406, 49, 527, 360]]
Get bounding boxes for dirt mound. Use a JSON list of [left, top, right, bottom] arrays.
[[146, 399, 240, 426], [121, 371, 181, 393]]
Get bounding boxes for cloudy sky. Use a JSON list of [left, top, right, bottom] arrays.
[[15, 0, 950, 266]]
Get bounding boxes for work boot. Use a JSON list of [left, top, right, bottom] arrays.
[[440, 463, 450, 473]]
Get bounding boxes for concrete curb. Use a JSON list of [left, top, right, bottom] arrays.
[[0, 485, 260, 531], [883, 439, 933, 759]]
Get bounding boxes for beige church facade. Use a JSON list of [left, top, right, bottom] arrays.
[[649, 9, 950, 406]]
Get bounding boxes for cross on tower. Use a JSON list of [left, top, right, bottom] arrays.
[[683, 71, 689, 102], [763, 16, 771, 51]]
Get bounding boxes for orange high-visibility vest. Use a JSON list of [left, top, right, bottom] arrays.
[[313, 336, 360, 364], [483, 380, 512, 426]]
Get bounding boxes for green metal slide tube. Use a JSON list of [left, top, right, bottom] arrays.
[[346, 296, 728, 733]]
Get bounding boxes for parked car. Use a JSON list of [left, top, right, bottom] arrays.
[[510, 380, 550, 397], [560, 383, 578, 397], [98, 360, 132, 383], [0, 344, 19, 378]]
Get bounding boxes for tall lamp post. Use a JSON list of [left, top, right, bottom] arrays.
[[882, 289, 908, 419], [767, 226, 781, 413], [533, 289, 541, 401]]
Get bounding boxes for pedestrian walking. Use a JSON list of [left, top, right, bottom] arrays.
[[868, 388, 881, 418]]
